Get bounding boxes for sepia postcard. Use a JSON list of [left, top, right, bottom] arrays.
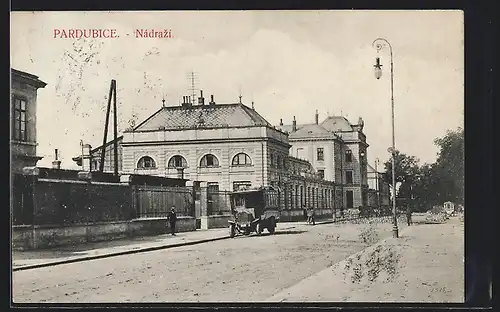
[[11, 10, 466, 304]]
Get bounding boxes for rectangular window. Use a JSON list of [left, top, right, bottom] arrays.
[[208, 182, 219, 192], [13, 97, 27, 141], [317, 148, 324, 161], [296, 148, 306, 160], [345, 150, 353, 163], [233, 181, 251, 191], [318, 169, 325, 179], [346, 171, 353, 184]]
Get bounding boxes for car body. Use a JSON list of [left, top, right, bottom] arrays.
[[228, 186, 280, 237]]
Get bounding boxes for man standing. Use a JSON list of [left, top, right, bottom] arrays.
[[168, 207, 177, 236], [406, 204, 412, 226]]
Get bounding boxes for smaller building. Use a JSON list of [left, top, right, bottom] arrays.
[[367, 163, 390, 208], [11, 69, 47, 173], [72, 136, 123, 173]]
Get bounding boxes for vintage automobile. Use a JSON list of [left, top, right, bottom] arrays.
[[228, 186, 280, 238]]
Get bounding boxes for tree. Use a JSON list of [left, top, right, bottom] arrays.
[[382, 151, 420, 198], [433, 127, 464, 204]]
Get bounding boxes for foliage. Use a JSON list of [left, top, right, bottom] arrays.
[[381, 127, 464, 211]]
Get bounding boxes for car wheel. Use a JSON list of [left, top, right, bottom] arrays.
[[229, 224, 235, 238], [268, 218, 276, 234], [256, 222, 263, 235]]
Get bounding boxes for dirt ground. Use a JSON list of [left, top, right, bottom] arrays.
[[13, 217, 408, 303], [267, 216, 464, 303]]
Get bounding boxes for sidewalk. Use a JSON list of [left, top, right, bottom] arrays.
[[12, 222, 300, 271], [266, 217, 464, 303]]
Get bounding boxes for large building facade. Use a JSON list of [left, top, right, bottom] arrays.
[[11, 69, 47, 173], [279, 111, 369, 210], [75, 93, 337, 220]]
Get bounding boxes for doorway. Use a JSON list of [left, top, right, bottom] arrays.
[[346, 190, 354, 209]]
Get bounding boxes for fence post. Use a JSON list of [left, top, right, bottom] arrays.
[[199, 181, 209, 230], [185, 181, 195, 218], [22, 167, 39, 249], [120, 175, 135, 220]]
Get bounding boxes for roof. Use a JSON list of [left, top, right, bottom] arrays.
[[72, 136, 123, 161], [11, 68, 47, 88], [319, 116, 354, 132], [133, 103, 272, 131], [291, 123, 335, 138], [280, 115, 354, 138]]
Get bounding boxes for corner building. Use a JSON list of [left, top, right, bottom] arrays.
[[279, 111, 369, 211]]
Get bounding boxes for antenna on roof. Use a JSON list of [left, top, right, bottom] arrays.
[[187, 71, 198, 105], [238, 85, 243, 104]]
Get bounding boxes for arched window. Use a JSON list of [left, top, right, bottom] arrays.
[[200, 154, 219, 168], [168, 155, 188, 168], [231, 153, 252, 166], [137, 156, 156, 169]]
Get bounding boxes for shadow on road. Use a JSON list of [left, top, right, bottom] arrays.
[[234, 230, 307, 239]]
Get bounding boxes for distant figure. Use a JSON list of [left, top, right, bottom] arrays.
[[307, 207, 315, 225], [406, 205, 412, 226], [168, 207, 177, 235], [303, 205, 308, 221]]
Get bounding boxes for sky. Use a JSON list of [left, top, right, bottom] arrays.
[[10, 10, 464, 170]]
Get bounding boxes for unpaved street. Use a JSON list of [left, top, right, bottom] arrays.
[[13, 218, 406, 303]]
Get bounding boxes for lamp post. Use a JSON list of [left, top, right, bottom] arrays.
[[375, 158, 381, 210], [360, 151, 365, 213], [373, 37, 399, 238]]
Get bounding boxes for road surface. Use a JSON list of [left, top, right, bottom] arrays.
[[13, 219, 404, 303]]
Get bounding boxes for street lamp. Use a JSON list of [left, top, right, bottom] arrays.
[[372, 37, 399, 238], [375, 158, 381, 210], [360, 151, 365, 210]]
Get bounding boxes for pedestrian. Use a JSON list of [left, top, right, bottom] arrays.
[[303, 205, 308, 221], [406, 205, 412, 226], [168, 206, 177, 236], [307, 207, 315, 225]]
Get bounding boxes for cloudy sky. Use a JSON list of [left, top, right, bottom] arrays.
[[11, 10, 463, 169]]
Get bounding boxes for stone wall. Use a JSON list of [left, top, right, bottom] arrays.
[[12, 216, 196, 250], [201, 215, 232, 229]]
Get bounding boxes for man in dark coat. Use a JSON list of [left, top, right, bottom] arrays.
[[406, 205, 412, 226], [168, 207, 177, 236]]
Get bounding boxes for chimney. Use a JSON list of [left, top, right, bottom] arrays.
[[52, 149, 61, 169], [82, 144, 92, 171], [209, 94, 215, 105], [182, 96, 192, 108], [315, 110, 319, 124], [198, 90, 205, 105], [292, 116, 297, 132], [279, 118, 283, 126]]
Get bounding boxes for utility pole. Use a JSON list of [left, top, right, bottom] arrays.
[[100, 79, 119, 177]]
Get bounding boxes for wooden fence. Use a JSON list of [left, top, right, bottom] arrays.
[[133, 185, 194, 218]]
